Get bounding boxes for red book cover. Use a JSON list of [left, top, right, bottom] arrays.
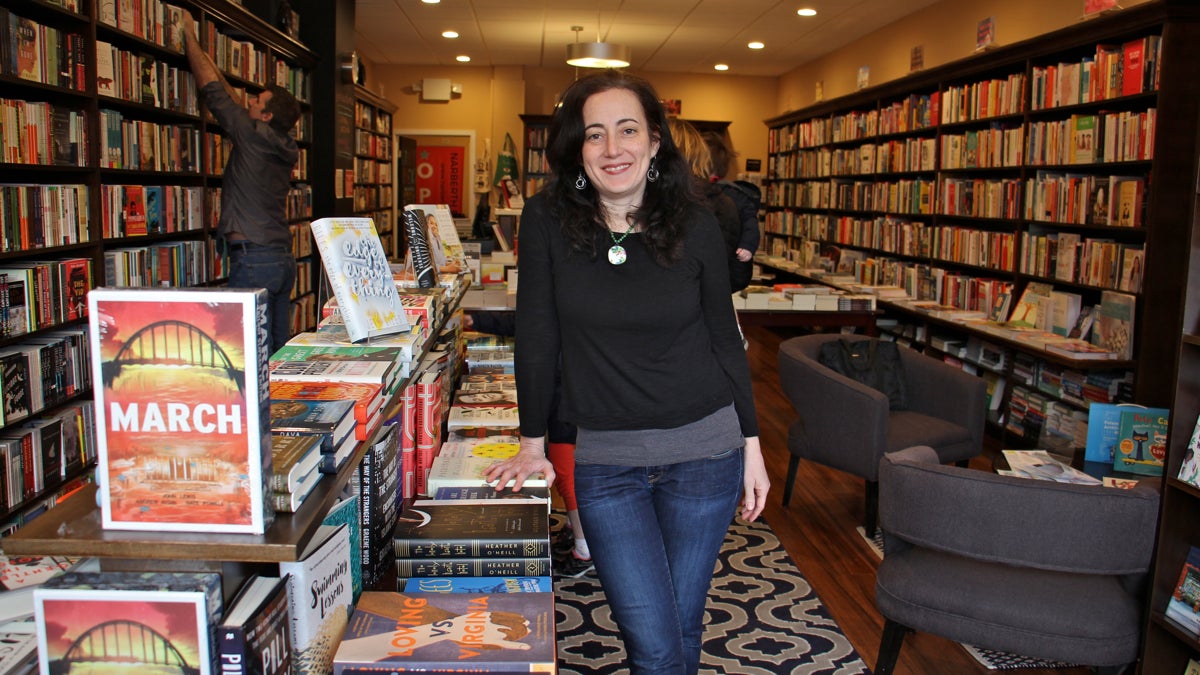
[[122, 185, 147, 236], [269, 380, 383, 425], [1121, 38, 1146, 97], [89, 287, 273, 534], [58, 257, 92, 322], [400, 381, 417, 500], [415, 370, 443, 496]]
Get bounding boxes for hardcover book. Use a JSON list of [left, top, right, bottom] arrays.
[[392, 502, 550, 559], [446, 405, 521, 431], [278, 523, 353, 675], [400, 576, 553, 594], [404, 204, 466, 267], [271, 464, 321, 513], [270, 433, 323, 493], [1112, 406, 1168, 476], [269, 398, 356, 451], [35, 571, 223, 675], [423, 437, 548, 496], [217, 575, 292, 675], [269, 359, 396, 387], [1092, 290, 1136, 360], [88, 287, 274, 534], [1167, 546, 1200, 636], [284, 322, 421, 363], [271, 344, 405, 368], [323, 496, 364, 603], [401, 209, 437, 289], [332, 591, 555, 674], [269, 381, 382, 426], [310, 218, 410, 343]]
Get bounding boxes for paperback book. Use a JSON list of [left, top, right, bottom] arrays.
[[268, 359, 395, 387], [269, 398, 355, 452], [1092, 290, 1136, 360], [217, 575, 292, 675], [88, 287, 273, 534], [35, 571, 223, 675], [269, 433, 323, 494], [332, 591, 556, 674], [310, 218, 410, 343]]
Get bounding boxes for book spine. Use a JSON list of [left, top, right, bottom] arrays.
[[218, 627, 251, 675], [393, 538, 550, 558], [393, 557, 552, 578]]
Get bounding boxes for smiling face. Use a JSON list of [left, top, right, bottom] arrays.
[[580, 88, 661, 207]]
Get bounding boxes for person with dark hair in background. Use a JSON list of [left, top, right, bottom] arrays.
[[466, 310, 594, 578], [181, 11, 302, 353], [704, 132, 760, 292], [482, 70, 769, 675]]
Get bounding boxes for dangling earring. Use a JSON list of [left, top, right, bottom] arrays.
[[647, 157, 660, 183], [574, 170, 588, 190]]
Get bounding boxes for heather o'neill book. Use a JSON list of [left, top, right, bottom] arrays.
[[331, 591, 556, 674], [88, 287, 274, 534], [392, 501, 550, 559], [35, 571, 223, 675], [310, 218, 410, 343]]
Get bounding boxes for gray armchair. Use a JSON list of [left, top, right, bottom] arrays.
[[874, 445, 1159, 674], [777, 333, 984, 535]]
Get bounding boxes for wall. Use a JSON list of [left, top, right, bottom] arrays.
[[776, 0, 1154, 115], [363, 62, 777, 182]]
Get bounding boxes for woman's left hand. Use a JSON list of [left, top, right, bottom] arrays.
[[481, 436, 556, 492], [739, 437, 769, 522]]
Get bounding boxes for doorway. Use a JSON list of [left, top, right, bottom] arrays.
[[394, 129, 477, 221]]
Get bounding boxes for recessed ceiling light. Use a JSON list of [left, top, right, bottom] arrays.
[[797, 8, 817, 16], [714, 64, 729, 71], [748, 41, 764, 50], [421, 0, 440, 4], [442, 30, 459, 39], [456, 55, 471, 62]]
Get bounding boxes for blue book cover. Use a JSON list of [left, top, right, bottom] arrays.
[[400, 576, 552, 593], [144, 186, 163, 233]]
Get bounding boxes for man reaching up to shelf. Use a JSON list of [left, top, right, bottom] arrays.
[[181, 11, 302, 354]]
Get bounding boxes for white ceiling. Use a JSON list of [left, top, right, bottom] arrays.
[[354, 0, 943, 78]]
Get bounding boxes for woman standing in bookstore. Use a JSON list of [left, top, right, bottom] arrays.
[[483, 70, 769, 675]]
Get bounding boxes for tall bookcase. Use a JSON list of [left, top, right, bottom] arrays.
[[353, 84, 397, 259], [0, 0, 315, 531], [761, 3, 1200, 461]]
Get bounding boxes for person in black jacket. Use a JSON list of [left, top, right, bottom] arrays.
[[704, 132, 760, 292], [669, 119, 743, 291]]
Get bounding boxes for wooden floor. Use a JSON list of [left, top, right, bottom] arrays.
[[743, 324, 1092, 675]]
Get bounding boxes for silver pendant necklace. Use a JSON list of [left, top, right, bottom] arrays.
[[608, 221, 635, 265]]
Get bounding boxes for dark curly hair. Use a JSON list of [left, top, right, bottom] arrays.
[[542, 69, 691, 266], [263, 84, 301, 134]]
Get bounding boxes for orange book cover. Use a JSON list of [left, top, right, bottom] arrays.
[[89, 287, 273, 534], [269, 380, 383, 424]]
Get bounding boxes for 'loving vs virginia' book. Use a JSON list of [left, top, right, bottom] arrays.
[[88, 287, 274, 534], [331, 591, 556, 674], [310, 218, 411, 343]]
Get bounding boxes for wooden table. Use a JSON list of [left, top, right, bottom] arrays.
[[736, 308, 878, 335]]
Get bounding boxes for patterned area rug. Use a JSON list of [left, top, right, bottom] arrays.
[[555, 517, 869, 674], [855, 526, 1079, 671]]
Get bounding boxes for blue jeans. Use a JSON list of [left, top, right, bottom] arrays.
[[574, 448, 743, 675], [228, 244, 296, 355]]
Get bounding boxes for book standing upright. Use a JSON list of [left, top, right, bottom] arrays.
[[88, 288, 274, 534], [310, 218, 410, 343]]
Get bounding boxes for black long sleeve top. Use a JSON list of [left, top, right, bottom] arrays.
[[514, 193, 759, 443]]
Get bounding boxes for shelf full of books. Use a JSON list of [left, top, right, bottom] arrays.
[[760, 3, 1200, 471], [353, 84, 397, 259], [0, 0, 317, 538]]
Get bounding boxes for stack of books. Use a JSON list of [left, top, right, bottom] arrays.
[[391, 500, 552, 580], [268, 433, 323, 513], [269, 398, 358, 476], [446, 373, 519, 433], [269, 380, 386, 446]]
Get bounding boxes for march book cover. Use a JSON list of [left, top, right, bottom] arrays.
[[88, 287, 274, 534], [310, 218, 410, 343], [331, 591, 556, 674]]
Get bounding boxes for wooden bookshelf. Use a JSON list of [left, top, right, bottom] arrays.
[[352, 84, 397, 259], [0, 0, 316, 570], [760, 2, 1200, 669]]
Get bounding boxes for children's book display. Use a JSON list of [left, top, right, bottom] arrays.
[[88, 287, 274, 534], [1112, 406, 1168, 476], [310, 218, 411, 343]]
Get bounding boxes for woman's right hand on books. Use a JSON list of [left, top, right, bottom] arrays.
[[482, 437, 556, 492]]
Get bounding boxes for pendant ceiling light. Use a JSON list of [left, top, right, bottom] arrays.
[[566, 18, 630, 69]]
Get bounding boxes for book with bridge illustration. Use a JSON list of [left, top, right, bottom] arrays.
[[34, 570, 222, 675], [87, 287, 274, 534]]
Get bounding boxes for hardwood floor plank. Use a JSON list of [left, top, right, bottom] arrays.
[[743, 324, 1091, 675]]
